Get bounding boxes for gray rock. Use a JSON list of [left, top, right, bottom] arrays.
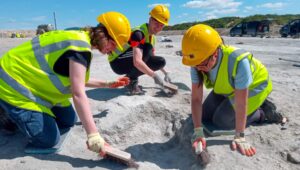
[[287, 152, 300, 164]]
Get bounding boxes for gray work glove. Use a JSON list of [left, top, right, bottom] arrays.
[[192, 127, 210, 166], [191, 127, 206, 154], [153, 73, 164, 87], [164, 72, 172, 83]]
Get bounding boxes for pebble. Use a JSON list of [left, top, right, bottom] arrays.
[[287, 152, 300, 164]]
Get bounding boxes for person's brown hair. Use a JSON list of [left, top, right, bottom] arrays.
[[82, 24, 112, 50]]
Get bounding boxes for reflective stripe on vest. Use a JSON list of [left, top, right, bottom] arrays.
[[226, 48, 269, 100], [0, 67, 53, 108], [229, 79, 269, 105], [108, 43, 131, 62], [227, 49, 248, 88], [31, 37, 90, 94], [0, 36, 91, 109], [202, 45, 272, 114]]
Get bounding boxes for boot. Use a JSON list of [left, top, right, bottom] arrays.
[[260, 99, 284, 124], [126, 79, 144, 95]]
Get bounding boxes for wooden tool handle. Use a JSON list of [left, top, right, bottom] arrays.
[[105, 146, 131, 161]]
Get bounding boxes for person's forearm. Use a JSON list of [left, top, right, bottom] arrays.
[[86, 78, 107, 88], [160, 68, 168, 74], [192, 99, 203, 128], [133, 47, 155, 77], [235, 105, 247, 133], [72, 92, 98, 134], [191, 84, 204, 128], [134, 59, 155, 77], [234, 89, 248, 133]]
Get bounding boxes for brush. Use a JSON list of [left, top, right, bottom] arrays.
[[103, 146, 139, 169]]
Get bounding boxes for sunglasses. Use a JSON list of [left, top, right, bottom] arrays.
[[196, 55, 213, 68]]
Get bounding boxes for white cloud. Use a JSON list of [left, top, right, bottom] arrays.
[[182, 0, 242, 19], [8, 18, 17, 23], [177, 13, 189, 19], [258, 2, 285, 9], [205, 7, 238, 19], [245, 6, 253, 10], [148, 3, 171, 8], [212, 8, 238, 14], [243, 6, 254, 13], [183, 0, 242, 9], [206, 14, 217, 20], [89, 9, 96, 13], [31, 16, 47, 22]]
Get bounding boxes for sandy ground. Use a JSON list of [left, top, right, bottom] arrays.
[[0, 36, 300, 170]]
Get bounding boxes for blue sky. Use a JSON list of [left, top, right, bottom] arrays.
[[0, 0, 299, 30]]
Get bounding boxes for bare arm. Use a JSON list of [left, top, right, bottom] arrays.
[[191, 83, 204, 128], [133, 47, 155, 77], [234, 88, 248, 133], [69, 60, 98, 134], [160, 67, 168, 74], [231, 88, 256, 157], [86, 78, 108, 88]]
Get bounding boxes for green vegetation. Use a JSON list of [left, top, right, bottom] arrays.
[[164, 14, 300, 30]]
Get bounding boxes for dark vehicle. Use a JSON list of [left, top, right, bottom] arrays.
[[159, 36, 172, 42], [230, 21, 270, 37], [36, 24, 54, 35], [280, 19, 300, 37]]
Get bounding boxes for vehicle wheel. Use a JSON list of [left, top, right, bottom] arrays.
[[281, 34, 287, 38]]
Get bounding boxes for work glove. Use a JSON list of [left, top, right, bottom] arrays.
[[105, 77, 130, 88], [192, 127, 210, 166], [153, 72, 164, 87], [231, 135, 256, 157], [87, 132, 106, 155], [164, 72, 172, 83], [191, 127, 206, 154]]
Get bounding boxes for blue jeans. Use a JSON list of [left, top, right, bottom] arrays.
[[0, 99, 77, 148]]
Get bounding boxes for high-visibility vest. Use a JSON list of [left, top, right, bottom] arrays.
[[108, 23, 156, 62], [201, 45, 272, 115], [0, 30, 92, 117]]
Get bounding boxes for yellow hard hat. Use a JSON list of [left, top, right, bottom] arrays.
[[182, 24, 222, 66], [149, 5, 170, 25], [97, 11, 131, 50]]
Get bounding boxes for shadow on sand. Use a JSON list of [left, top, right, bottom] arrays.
[[0, 131, 128, 169], [86, 88, 128, 101], [0, 115, 231, 170], [125, 116, 230, 170]]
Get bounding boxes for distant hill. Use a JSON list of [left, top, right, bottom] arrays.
[[164, 14, 300, 30]]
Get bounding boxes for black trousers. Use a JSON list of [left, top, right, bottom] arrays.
[[109, 44, 166, 81], [202, 91, 261, 130]]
